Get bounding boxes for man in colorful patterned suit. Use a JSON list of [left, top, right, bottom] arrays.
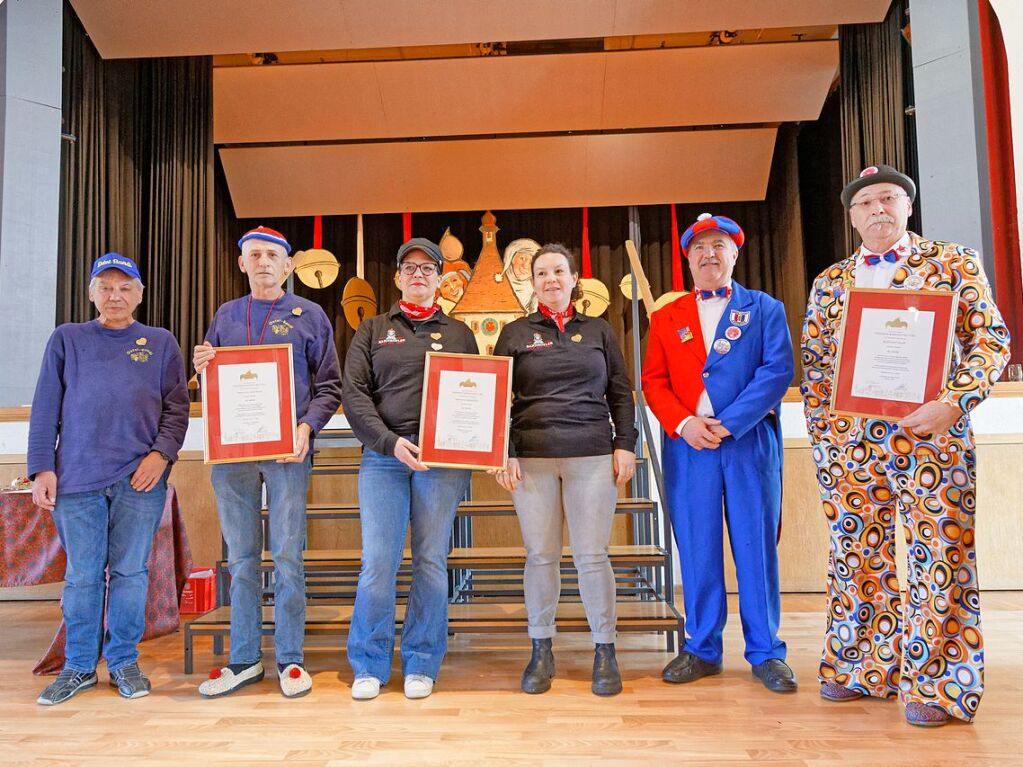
[[801, 165, 1010, 726], [643, 213, 797, 693]]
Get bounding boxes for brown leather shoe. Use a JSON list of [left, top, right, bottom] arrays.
[[905, 702, 952, 727], [820, 681, 864, 702], [661, 651, 722, 684]]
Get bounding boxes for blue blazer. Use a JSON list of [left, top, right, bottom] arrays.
[[702, 282, 794, 451]]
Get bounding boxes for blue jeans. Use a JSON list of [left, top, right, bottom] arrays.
[[51, 475, 168, 673], [211, 457, 310, 666], [347, 448, 469, 683]]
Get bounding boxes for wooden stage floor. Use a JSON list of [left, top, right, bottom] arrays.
[[2, 594, 1022, 766]]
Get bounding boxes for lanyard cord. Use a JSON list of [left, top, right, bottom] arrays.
[[246, 294, 282, 345]]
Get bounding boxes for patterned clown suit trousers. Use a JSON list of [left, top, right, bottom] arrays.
[[813, 417, 982, 722]]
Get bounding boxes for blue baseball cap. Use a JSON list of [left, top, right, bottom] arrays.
[[91, 253, 142, 280]]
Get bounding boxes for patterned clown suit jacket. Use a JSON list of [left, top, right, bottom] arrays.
[[800, 233, 1010, 722]]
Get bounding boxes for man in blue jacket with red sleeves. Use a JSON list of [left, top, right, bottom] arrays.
[[642, 213, 796, 693]]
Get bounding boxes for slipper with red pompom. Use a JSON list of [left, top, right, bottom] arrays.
[[197, 662, 265, 698], [278, 663, 312, 699]]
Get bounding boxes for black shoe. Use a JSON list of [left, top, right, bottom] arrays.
[[521, 638, 555, 694], [751, 658, 798, 693], [591, 643, 622, 696], [37, 668, 98, 706], [661, 651, 722, 684], [109, 662, 152, 699]]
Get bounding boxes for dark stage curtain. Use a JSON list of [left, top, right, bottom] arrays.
[[59, 4, 214, 359], [837, 0, 920, 252]]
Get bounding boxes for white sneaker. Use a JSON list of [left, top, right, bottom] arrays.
[[351, 676, 381, 700], [404, 674, 434, 699]]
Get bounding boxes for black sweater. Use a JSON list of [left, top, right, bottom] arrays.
[[493, 312, 637, 458], [342, 304, 479, 455]]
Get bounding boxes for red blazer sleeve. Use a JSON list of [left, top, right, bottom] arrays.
[[642, 309, 692, 438]]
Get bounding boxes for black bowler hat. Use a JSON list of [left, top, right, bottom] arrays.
[[840, 164, 917, 208]]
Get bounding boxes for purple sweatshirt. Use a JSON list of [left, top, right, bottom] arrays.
[[27, 320, 190, 494], [204, 292, 342, 434]]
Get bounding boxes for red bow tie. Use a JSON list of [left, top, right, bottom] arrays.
[[538, 302, 574, 332], [862, 250, 900, 266], [398, 300, 441, 321]]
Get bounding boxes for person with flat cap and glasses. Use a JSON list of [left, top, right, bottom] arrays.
[[802, 165, 1010, 727], [491, 243, 637, 697], [193, 226, 342, 700], [342, 237, 479, 701], [29, 253, 189, 705]]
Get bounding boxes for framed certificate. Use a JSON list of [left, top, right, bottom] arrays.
[[833, 288, 958, 420], [418, 352, 513, 470], [201, 344, 298, 464]]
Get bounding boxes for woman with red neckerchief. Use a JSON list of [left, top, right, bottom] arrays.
[[342, 238, 478, 701], [492, 243, 637, 697]]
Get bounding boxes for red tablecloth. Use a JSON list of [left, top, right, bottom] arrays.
[[0, 485, 193, 674], [0, 491, 66, 586]]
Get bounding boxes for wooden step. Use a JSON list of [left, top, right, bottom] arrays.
[[270, 497, 657, 521], [252, 545, 667, 570], [187, 599, 681, 635]]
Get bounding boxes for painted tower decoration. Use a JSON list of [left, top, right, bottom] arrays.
[[450, 211, 525, 355]]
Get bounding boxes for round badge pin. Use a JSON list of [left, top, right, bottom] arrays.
[[725, 326, 741, 341], [713, 338, 732, 355], [905, 275, 924, 289]]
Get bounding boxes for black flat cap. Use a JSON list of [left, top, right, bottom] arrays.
[[841, 164, 917, 208]]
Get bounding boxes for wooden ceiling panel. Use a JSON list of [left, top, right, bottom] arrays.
[[72, 0, 891, 59], [219, 128, 777, 217], [214, 43, 835, 143]]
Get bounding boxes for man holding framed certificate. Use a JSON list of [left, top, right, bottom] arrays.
[[800, 165, 1011, 727], [193, 226, 342, 700]]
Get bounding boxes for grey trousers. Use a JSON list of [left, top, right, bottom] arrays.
[[511, 455, 619, 644]]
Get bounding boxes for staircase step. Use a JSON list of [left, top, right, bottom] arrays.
[[187, 599, 681, 635], [270, 497, 657, 521], [249, 544, 666, 570]]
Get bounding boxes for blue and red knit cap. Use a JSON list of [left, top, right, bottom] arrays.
[[237, 226, 292, 255], [680, 213, 745, 255]]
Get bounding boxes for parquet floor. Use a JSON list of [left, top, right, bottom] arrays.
[[1, 594, 1022, 766]]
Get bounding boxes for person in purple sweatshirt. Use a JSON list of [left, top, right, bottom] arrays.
[[28, 253, 189, 706], [193, 226, 342, 699]]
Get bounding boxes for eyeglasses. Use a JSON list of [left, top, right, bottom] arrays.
[[849, 193, 909, 211], [399, 262, 438, 277]]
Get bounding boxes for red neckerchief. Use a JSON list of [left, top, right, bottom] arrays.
[[538, 302, 575, 332], [246, 293, 283, 345], [398, 300, 441, 321]]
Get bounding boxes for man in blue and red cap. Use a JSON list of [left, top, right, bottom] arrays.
[[193, 226, 342, 699], [643, 213, 796, 693]]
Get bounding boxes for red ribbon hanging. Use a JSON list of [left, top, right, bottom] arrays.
[[402, 212, 412, 241], [313, 215, 323, 249], [670, 204, 683, 292], [581, 207, 593, 279]]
